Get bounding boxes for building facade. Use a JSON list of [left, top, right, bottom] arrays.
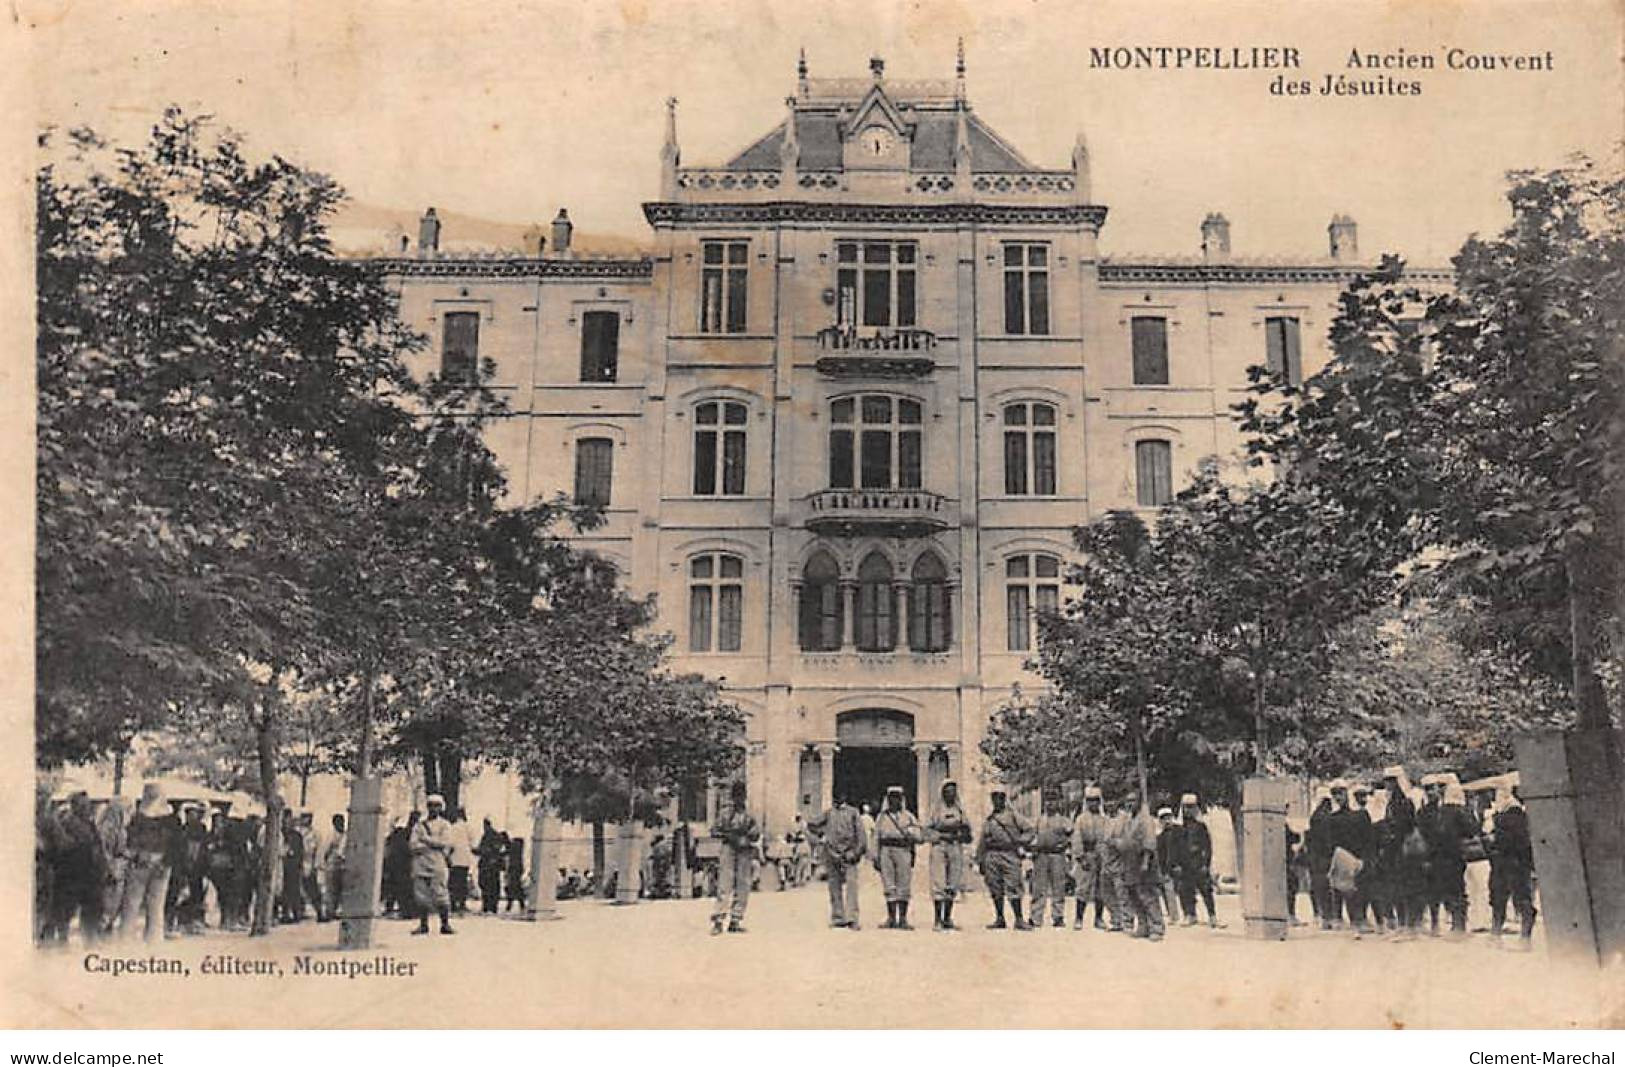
[[371, 54, 1447, 835]]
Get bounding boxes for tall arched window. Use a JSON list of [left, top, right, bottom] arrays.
[[798, 551, 843, 652], [909, 553, 951, 653], [855, 552, 896, 652], [693, 400, 747, 495], [1006, 553, 1060, 652], [1003, 401, 1057, 495], [688, 552, 744, 653], [828, 395, 922, 490]]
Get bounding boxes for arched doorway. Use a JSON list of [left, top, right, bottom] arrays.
[[834, 709, 917, 814]]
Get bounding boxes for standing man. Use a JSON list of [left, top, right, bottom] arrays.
[[808, 791, 866, 930], [1488, 786, 1537, 947], [1029, 791, 1072, 930], [297, 812, 320, 925], [1380, 765, 1425, 939], [1071, 786, 1119, 932], [1420, 779, 1477, 937], [1111, 793, 1165, 941], [1328, 781, 1373, 935], [118, 783, 179, 944], [476, 818, 507, 915], [873, 785, 924, 930], [975, 790, 1034, 930], [319, 814, 346, 923], [409, 795, 456, 935], [710, 781, 759, 935], [446, 808, 475, 916], [1176, 794, 1222, 928], [1307, 787, 1337, 930], [1351, 784, 1387, 933], [1154, 806, 1183, 924], [927, 780, 971, 931]]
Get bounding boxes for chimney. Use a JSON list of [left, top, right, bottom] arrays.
[[417, 207, 440, 255], [1329, 214, 1358, 260], [551, 208, 573, 256], [523, 225, 546, 257], [1201, 213, 1231, 261], [870, 55, 885, 81]]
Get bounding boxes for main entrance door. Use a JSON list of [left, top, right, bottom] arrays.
[[833, 709, 917, 813]]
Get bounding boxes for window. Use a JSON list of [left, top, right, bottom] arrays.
[[688, 553, 744, 653], [700, 241, 748, 334], [693, 401, 748, 495], [580, 311, 620, 382], [855, 553, 896, 652], [1003, 244, 1051, 335], [442, 311, 480, 381], [909, 553, 951, 653], [836, 241, 917, 328], [573, 438, 614, 506], [1006, 554, 1060, 652], [798, 551, 843, 652], [1135, 439, 1173, 506], [1002, 402, 1058, 495], [1131, 316, 1169, 385], [828, 395, 922, 490], [1264, 316, 1303, 387]]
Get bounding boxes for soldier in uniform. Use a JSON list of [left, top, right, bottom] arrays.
[[873, 785, 925, 930], [1070, 785, 1119, 931], [975, 790, 1034, 930], [1154, 806, 1183, 923], [1110, 793, 1164, 941], [927, 780, 972, 931], [408, 795, 456, 936], [1176, 793, 1222, 927], [1488, 786, 1537, 947], [1029, 791, 1072, 929], [1306, 786, 1337, 929], [808, 791, 866, 929], [710, 780, 759, 935]]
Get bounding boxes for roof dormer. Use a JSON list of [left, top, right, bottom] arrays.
[[841, 58, 914, 171]]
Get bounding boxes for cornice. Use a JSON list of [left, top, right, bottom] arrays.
[[1099, 261, 1453, 285], [366, 256, 654, 280], [642, 201, 1109, 229]]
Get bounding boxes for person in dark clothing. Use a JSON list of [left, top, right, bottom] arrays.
[[1154, 807, 1183, 923], [205, 812, 239, 931], [504, 836, 526, 912], [238, 814, 264, 928], [1306, 789, 1337, 929], [1380, 766, 1426, 938], [279, 819, 306, 923], [1419, 778, 1479, 937], [476, 819, 507, 915], [164, 804, 210, 934], [1489, 787, 1537, 946], [1340, 784, 1381, 933], [47, 792, 106, 945], [1176, 794, 1222, 927], [382, 814, 417, 919], [1285, 824, 1304, 924]]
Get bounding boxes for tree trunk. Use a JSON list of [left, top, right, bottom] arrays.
[[1227, 776, 1247, 880], [438, 751, 462, 812], [112, 747, 126, 798], [252, 708, 281, 937], [1567, 543, 1610, 730], [1131, 717, 1148, 808], [357, 667, 376, 777], [298, 769, 310, 808], [1253, 671, 1268, 774], [422, 750, 441, 799], [592, 819, 607, 894]]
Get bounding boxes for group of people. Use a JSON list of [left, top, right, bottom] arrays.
[[35, 782, 348, 946], [379, 795, 531, 934], [704, 779, 1223, 940], [1286, 767, 1537, 944]]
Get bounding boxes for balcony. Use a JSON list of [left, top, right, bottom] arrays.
[[814, 326, 937, 379], [803, 487, 950, 537]]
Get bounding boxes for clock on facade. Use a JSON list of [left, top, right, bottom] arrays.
[[858, 125, 897, 158]]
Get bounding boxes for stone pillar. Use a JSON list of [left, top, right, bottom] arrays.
[[1515, 727, 1625, 965], [943, 742, 963, 785], [913, 743, 934, 814], [613, 821, 642, 905], [841, 581, 858, 650], [525, 801, 564, 921], [338, 776, 386, 950], [1240, 778, 1290, 941], [674, 826, 693, 900], [815, 743, 837, 812], [894, 580, 911, 652]]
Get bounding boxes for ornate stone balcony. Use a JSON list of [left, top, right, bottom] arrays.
[[814, 326, 938, 378], [803, 487, 949, 537]]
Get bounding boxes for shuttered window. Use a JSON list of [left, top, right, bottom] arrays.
[[573, 438, 614, 506], [580, 311, 620, 382], [1264, 316, 1303, 387], [1135, 439, 1173, 506], [442, 311, 480, 382], [1131, 316, 1169, 385]]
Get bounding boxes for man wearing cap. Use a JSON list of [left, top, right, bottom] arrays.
[[975, 790, 1034, 930], [1110, 793, 1164, 941], [1488, 786, 1537, 946], [927, 780, 972, 931], [1154, 806, 1183, 923], [808, 791, 866, 929], [1071, 786, 1119, 931], [1339, 784, 1380, 933], [119, 784, 181, 943], [1029, 791, 1072, 929], [710, 781, 759, 935], [1176, 794, 1222, 928], [873, 785, 925, 929], [409, 794, 456, 935]]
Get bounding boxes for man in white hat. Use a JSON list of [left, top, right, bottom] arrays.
[[409, 794, 456, 935], [1109, 792, 1164, 941], [1029, 790, 1073, 929], [926, 779, 971, 931], [118, 782, 180, 943], [1379, 765, 1425, 938], [1488, 786, 1537, 946], [1419, 777, 1477, 937], [1070, 785, 1119, 931], [1175, 793, 1223, 928], [873, 785, 924, 930], [709, 780, 759, 935], [1154, 806, 1182, 922]]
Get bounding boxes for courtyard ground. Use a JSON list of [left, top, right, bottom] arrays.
[[10, 875, 1621, 1029]]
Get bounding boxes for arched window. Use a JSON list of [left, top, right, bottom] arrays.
[[573, 437, 614, 506], [855, 552, 896, 652], [1006, 553, 1060, 652], [693, 400, 747, 495], [1003, 401, 1057, 495], [909, 553, 951, 653], [828, 395, 922, 490], [798, 551, 843, 652], [688, 552, 743, 653]]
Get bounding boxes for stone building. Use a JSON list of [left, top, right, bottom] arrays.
[[371, 52, 1447, 835]]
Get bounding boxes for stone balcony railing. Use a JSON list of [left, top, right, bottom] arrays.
[[803, 488, 950, 537], [813, 326, 938, 378], [668, 168, 1079, 202]]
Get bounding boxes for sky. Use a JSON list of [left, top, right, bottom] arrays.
[[19, 0, 1623, 262]]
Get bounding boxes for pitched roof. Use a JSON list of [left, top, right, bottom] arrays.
[[725, 109, 1032, 173]]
